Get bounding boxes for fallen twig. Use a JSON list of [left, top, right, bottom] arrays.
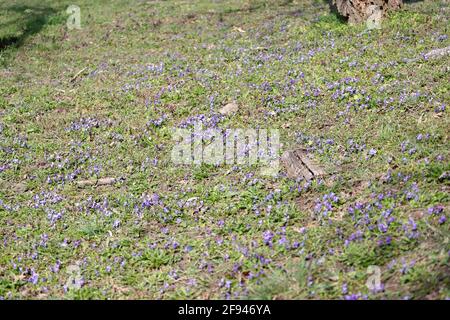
[[403, 45, 450, 63], [76, 177, 119, 187], [424, 46, 450, 60], [70, 67, 88, 83]]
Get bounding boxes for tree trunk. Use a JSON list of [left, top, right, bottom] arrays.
[[332, 0, 403, 25]]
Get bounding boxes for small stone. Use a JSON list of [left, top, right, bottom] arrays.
[[12, 182, 28, 193], [219, 102, 239, 115]]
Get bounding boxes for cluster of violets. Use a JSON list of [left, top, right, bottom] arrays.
[[119, 63, 165, 93], [0, 124, 26, 174], [178, 113, 224, 130], [313, 192, 340, 222], [0, 164, 9, 173], [147, 114, 167, 128], [32, 191, 64, 208], [295, 132, 335, 154], [427, 205, 446, 225], [42, 138, 110, 185], [0, 199, 19, 212], [66, 117, 113, 132], [345, 178, 446, 250], [32, 191, 65, 225]]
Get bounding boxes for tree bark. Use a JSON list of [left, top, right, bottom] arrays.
[[332, 0, 403, 24]]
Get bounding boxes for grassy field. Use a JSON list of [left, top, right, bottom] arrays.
[[0, 0, 449, 299]]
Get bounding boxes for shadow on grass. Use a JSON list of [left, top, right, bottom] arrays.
[[0, 5, 57, 52]]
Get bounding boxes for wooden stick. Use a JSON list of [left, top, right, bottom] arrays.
[[76, 177, 118, 187]]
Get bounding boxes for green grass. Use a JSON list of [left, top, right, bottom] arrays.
[[0, 0, 449, 300]]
